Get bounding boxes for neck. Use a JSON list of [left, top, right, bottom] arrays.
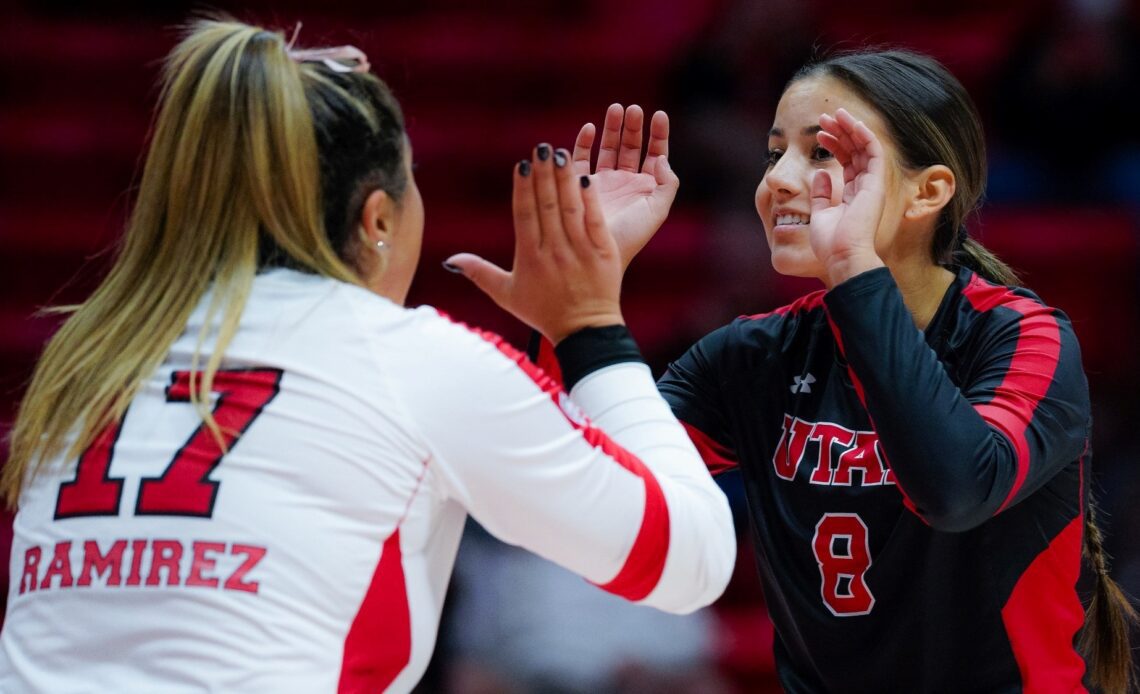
[[886, 260, 955, 331]]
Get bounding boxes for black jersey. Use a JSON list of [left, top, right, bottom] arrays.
[[658, 266, 1090, 693]]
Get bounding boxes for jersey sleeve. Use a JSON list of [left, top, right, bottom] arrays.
[[823, 268, 1089, 532], [388, 314, 735, 614], [656, 325, 742, 476]]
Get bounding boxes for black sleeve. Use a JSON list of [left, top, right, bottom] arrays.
[[657, 324, 741, 475], [823, 268, 1089, 532]]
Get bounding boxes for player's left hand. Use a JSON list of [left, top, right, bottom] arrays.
[[810, 108, 887, 286], [445, 144, 624, 344]]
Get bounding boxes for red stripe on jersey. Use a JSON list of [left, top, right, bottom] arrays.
[[741, 290, 825, 321], [533, 334, 565, 387], [682, 421, 738, 476], [580, 426, 670, 601], [962, 274, 1063, 511], [1000, 515, 1087, 692], [338, 528, 411, 693], [446, 316, 671, 602]]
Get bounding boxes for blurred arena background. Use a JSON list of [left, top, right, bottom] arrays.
[[1, 0, 1137, 691]]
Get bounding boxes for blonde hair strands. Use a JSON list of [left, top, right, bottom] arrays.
[[4, 20, 360, 506]]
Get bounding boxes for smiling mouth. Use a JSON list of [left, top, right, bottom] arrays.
[[774, 213, 810, 227]]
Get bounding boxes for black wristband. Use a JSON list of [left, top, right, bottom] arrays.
[[554, 325, 644, 391]]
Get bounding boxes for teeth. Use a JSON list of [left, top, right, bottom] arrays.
[[776, 214, 809, 226]]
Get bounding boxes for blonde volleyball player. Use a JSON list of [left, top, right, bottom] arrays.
[[0, 19, 734, 692]]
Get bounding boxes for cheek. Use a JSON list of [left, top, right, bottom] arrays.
[[755, 180, 771, 227]]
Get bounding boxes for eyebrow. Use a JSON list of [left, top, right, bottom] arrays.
[[768, 125, 823, 138]]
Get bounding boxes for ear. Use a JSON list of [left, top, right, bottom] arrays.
[[359, 188, 399, 247], [904, 165, 955, 225]]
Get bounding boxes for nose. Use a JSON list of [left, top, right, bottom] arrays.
[[765, 153, 803, 198]]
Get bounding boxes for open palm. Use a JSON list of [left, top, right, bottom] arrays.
[[571, 104, 679, 271]]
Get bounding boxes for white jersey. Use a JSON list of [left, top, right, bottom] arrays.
[[0, 268, 734, 693]]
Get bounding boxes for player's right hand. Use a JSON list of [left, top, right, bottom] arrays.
[[445, 143, 625, 344], [571, 104, 679, 272]]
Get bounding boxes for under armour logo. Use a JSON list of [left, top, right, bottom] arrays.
[[790, 373, 816, 394]]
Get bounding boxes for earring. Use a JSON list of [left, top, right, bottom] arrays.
[[375, 240, 387, 251]]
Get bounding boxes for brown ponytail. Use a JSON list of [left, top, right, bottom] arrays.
[[952, 237, 1021, 287], [1080, 497, 1139, 694]]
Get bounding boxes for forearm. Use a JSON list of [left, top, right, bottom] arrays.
[[556, 327, 736, 611], [823, 268, 1016, 530]]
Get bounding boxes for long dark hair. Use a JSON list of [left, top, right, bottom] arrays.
[[794, 49, 1137, 694]]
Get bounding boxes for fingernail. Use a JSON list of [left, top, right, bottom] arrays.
[[554, 149, 568, 168], [537, 144, 551, 161], [580, 175, 590, 188], [519, 159, 531, 177], [442, 262, 464, 274]]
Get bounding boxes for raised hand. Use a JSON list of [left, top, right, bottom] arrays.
[[572, 104, 679, 271], [445, 144, 623, 344], [810, 108, 887, 286]]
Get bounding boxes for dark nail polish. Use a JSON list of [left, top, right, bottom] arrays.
[[442, 262, 464, 274], [580, 175, 590, 188], [554, 150, 567, 168], [519, 159, 531, 177], [537, 144, 551, 161]]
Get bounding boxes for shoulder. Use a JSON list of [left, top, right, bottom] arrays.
[[951, 272, 1086, 391], [671, 290, 827, 378], [956, 272, 1076, 341], [726, 289, 828, 352], [740, 289, 828, 323], [385, 307, 551, 390]]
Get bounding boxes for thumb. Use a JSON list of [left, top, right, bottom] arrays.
[[810, 170, 833, 215], [653, 155, 680, 192], [444, 253, 511, 303]]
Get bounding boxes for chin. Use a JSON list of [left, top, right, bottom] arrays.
[[770, 248, 824, 279]]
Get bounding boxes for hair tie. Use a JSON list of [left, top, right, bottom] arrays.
[[956, 224, 970, 249], [284, 25, 370, 74], [288, 45, 371, 74]]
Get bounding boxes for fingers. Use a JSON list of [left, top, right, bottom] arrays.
[[616, 105, 645, 172], [596, 103, 624, 170], [818, 113, 853, 165], [512, 158, 540, 251], [579, 175, 610, 251], [819, 108, 886, 186], [587, 103, 663, 172], [839, 109, 886, 178], [443, 252, 511, 304], [646, 110, 669, 160], [532, 143, 566, 251], [810, 170, 833, 215], [817, 131, 844, 163], [572, 123, 596, 176], [554, 148, 590, 249]]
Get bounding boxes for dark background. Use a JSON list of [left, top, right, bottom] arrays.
[[1, 0, 1138, 691]]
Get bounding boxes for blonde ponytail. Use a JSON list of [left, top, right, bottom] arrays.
[[4, 19, 362, 506]]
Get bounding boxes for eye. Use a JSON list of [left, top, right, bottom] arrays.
[[764, 148, 783, 170], [813, 145, 833, 162]]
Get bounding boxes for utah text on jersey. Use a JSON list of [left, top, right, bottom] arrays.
[[772, 414, 897, 487]]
